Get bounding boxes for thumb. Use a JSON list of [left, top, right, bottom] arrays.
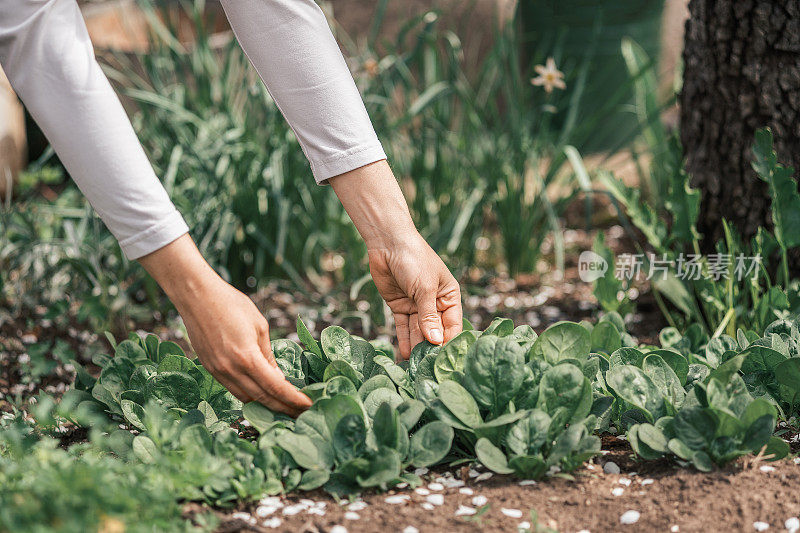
[[416, 293, 444, 345]]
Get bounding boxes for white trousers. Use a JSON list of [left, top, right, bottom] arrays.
[[0, 0, 385, 259]]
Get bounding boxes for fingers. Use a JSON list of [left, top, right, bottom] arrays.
[[415, 290, 444, 346], [229, 351, 312, 417], [394, 312, 411, 360], [256, 323, 277, 367], [438, 282, 463, 343], [409, 313, 423, 354]]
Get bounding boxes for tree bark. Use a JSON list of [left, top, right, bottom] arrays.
[[680, 0, 800, 249]]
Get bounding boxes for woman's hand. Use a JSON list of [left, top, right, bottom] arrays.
[[330, 160, 463, 359], [139, 235, 311, 417], [368, 232, 462, 359]]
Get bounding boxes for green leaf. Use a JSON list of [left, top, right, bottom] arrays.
[[763, 436, 790, 461], [321, 326, 351, 361], [297, 317, 325, 360], [475, 437, 514, 474], [463, 336, 526, 416], [647, 349, 689, 385], [590, 321, 622, 355], [409, 421, 453, 467], [672, 407, 716, 449], [752, 127, 800, 248], [372, 402, 409, 456], [157, 354, 197, 374], [530, 322, 591, 365], [538, 364, 592, 423], [145, 372, 201, 410], [157, 341, 185, 360], [243, 401, 278, 432], [409, 341, 441, 380], [132, 435, 157, 463], [317, 395, 365, 437], [397, 399, 426, 430], [358, 375, 395, 400], [508, 455, 547, 479], [482, 317, 514, 337], [507, 410, 551, 456], [434, 331, 475, 382], [325, 376, 358, 397], [323, 360, 362, 387], [642, 354, 685, 408], [333, 414, 367, 463], [438, 380, 483, 428], [606, 365, 665, 422], [121, 400, 146, 430], [276, 431, 331, 470], [363, 388, 403, 419]]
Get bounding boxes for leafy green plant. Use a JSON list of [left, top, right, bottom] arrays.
[[598, 129, 800, 336]]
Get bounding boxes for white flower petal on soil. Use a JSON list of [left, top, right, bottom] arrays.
[[256, 505, 278, 518], [759, 465, 776, 473], [603, 461, 621, 475], [415, 487, 430, 496], [385, 495, 411, 504], [620, 510, 640, 525], [641, 478, 654, 486], [753, 521, 769, 531], [403, 527, 420, 533], [472, 495, 488, 506], [618, 477, 631, 486], [282, 504, 305, 516], [330, 526, 348, 533], [344, 512, 360, 520], [611, 487, 624, 497], [455, 505, 476, 516], [518, 480, 536, 486], [501, 508, 523, 518], [428, 482, 445, 491], [459, 487, 474, 495], [414, 467, 429, 476], [263, 517, 282, 529], [421, 502, 435, 511], [785, 517, 800, 533], [348, 501, 367, 512], [259, 496, 283, 507], [475, 472, 493, 482], [426, 494, 444, 506]]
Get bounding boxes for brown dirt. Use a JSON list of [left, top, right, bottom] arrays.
[[215, 439, 800, 533]]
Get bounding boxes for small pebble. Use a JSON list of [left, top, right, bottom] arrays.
[[468, 469, 481, 478], [475, 472, 493, 482], [385, 495, 410, 504], [670, 526, 679, 533], [256, 506, 278, 517], [620, 510, 640, 525], [396, 482, 409, 489], [794, 457, 800, 465], [415, 488, 430, 496], [414, 467, 429, 476], [421, 503, 435, 511], [753, 522, 769, 531], [403, 527, 419, 533], [785, 517, 799, 533], [759, 465, 776, 473], [519, 522, 532, 530], [618, 477, 631, 486], [502, 508, 523, 518], [330, 527, 348, 533], [455, 505, 476, 516], [641, 478, 654, 486], [577, 530, 590, 533], [459, 487, 474, 495], [263, 517, 282, 529], [231, 512, 254, 524], [518, 480, 537, 486], [426, 494, 444, 506], [428, 482, 444, 491], [344, 512, 359, 520], [348, 501, 367, 512], [282, 505, 304, 516], [611, 487, 624, 497], [604, 462, 621, 475], [472, 495, 488, 506]]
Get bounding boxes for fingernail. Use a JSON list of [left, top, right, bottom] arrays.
[[430, 329, 443, 344]]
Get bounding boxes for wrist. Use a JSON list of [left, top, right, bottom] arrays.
[[137, 234, 222, 309], [329, 160, 418, 250]]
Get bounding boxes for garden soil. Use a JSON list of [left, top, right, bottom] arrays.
[[216, 437, 800, 533]]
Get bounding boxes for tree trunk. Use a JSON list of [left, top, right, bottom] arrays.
[[680, 0, 800, 251]]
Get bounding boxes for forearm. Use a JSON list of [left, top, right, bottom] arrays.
[[329, 161, 419, 249], [220, 0, 386, 183], [0, 0, 187, 259]]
